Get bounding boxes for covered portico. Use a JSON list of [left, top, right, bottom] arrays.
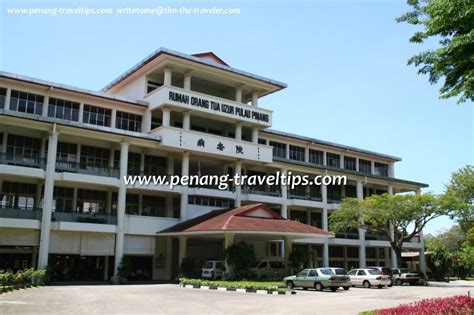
[[157, 203, 334, 279]]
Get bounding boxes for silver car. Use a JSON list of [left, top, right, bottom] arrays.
[[347, 268, 391, 288]]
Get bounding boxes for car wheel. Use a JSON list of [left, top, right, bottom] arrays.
[[363, 280, 371, 289], [286, 281, 294, 289], [377, 285, 383, 289], [343, 286, 350, 291], [395, 279, 402, 286], [330, 287, 338, 292], [314, 282, 323, 291]]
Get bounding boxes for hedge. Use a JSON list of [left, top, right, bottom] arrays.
[[179, 278, 288, 292], [0, 268, 47, 293]]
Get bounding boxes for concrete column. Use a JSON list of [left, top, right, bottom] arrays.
[[2, 133, 7, 154], [340, 153, 344, 169], [251, 127, 258, 144], [388, 162, 395, 178], [280, 168, 288, 218], [42, 94, 49, 117], [180, 152, 189, 220], [72, 188, 78, 212], [251, 91, 258, 106], [178, 236, 187, 266], [323, 151, 327, 166], [304, 147, 309, 163], [183, 112, 191, 130], [35, 183, 42, 209], [167, 154, 174, 175], [323, 241, 329, 267], [183, 74, 192, 90], [415, 189, 426, 275], [284, 236, 293, 268], [4, 88, 11, 111], [164, 68, 172, 86], [321, 184, 328, 204], [235, 88, 242, 103], [76, 144, 81, 163], [114, 142, 129, 277], [285, 143, 290, 160], [104, 256, 109, 281], [139, 152, 145, 174], [142, 109, 152, 133], [40, 137, 47, 160], [37, 128, 58, 269], [106, 190, 112, 214], [224, 233, 235, 277], [111, 108, 117, 129], [78, 103, 84, 123], [235, 161, 242, 207], [357, 180, 366, 268], [235, 124, 242, 141], [370, 161, 375, 175], [356, 158, 360, 172], [162, 108, 171, 127]]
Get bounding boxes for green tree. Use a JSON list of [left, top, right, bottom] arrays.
[[224, 241, 256, 279], [329, 193, 458, 266], [396, 0, 474, 103], [288, 249, 309, 272], [426, 237, 452, 281], [446, 165, 474, 231]]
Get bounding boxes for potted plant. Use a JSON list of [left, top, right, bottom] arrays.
[[113, 257, 132, 284]]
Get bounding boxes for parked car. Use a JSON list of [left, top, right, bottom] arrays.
[[347, 268, 391, 288], [283, 268, 351, 292], [248, 259, 287, 280], [201, 260, 225, 280], [391, 268, 420, 285], [368, 266, 394, 286]]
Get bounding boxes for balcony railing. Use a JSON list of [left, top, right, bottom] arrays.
[[0, 207, 43, 220], [56, 160, 120, 178], [0, 153, 45, 169], [243, 185, 281, 197], [52, 211, 117, 225], [335, 232, 360, 239], [288, 192, 322, 202]]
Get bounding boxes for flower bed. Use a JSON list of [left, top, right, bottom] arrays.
[[179, 278, 288, 292], [0, 268, 47, 294], [362, 295, 474, 314]]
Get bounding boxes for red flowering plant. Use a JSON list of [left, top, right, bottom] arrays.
[[373, 295, 474, 315]]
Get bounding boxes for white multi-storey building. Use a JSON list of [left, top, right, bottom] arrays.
[[0, 48, 427, 281]]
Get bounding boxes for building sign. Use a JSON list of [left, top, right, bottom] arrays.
[[167, 90, 271, 125]]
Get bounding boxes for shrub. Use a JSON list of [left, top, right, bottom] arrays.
[[289, 249, 308, 271], [179, 278, 287, 292], [117, 257, 132, 279], [224, 241, 257, 279], [180, 257, 197, 278], [368, 295, 474, 315]]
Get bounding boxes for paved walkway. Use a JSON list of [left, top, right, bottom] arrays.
[[0, 283, 472, 314]]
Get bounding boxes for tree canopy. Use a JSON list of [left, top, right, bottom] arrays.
[[446, 165, 474, 230], [397, 0, 474, 103]]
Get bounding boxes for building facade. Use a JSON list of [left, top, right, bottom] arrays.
[[0, 48, 427, 281]]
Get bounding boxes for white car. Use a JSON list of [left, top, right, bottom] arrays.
[[391, 268, 420, 285], [248, 259, 287, 280], [347, 268, 391, 288], [201, 260, 225, 280]]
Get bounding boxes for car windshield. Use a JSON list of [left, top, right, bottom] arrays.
[[400, 268, 411, 273], [319, 269, 333, 276], [368, 270, 381, 275], [202, 262, 213, 268], [333, 268, 347, 275]]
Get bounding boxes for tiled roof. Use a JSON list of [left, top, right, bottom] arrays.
[[159, 203, 334, 236]]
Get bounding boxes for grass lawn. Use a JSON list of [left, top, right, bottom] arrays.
[[447, 276, 474, 281], [179, 278, 288, 292]]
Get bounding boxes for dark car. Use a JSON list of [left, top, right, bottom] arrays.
[[368, 266, 393, 286]]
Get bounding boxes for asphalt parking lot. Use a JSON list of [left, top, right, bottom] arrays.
[[0, 283, 472, 314]]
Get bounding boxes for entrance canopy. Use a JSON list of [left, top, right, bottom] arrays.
[[158, 203, 334, 240]]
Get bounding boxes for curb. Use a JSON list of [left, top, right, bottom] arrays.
[[179, 283, 295, 295]]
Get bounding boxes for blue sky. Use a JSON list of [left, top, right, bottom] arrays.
[[1, 0, 472, 234]]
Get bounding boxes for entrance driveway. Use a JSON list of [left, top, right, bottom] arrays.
[[0, 283, 472, 314]]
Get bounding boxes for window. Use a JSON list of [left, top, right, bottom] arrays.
[[53, 187, 74, 212], [56, 142, 77, 162], [310, 212, 322, 228], [327, 185, 342, 203], [147, 80, 163, 94], [329, 246, 344, 257], [374, 162, 388, 177], [319, 268, 333, 276], [0, 88, 6, 109], [258, 138, 267, 145], [308, 270, 317, 277], [151, 117, 162, 130], [269, 141, 286, 158], [77, 189, 107, 214], [83, 104, 111, 127], [269, 242, 282, 257], [347, 270, 357, 276], [359, 159, 371, 174], [344, 185, 357, 198], [289, 145, 305, 161], [326, 153, 341, 168], [125, 194, 139, 215], [144, 155, 167, 176], [297, 269, 309, 277], [357, 270, 367, 276], [7, 134, 41, 159], [368, 269, 380, 275], [344, 156, 356, 171], [48, 97, 79, 121], [116, 111, 142, 132], [309, 149, 324, 165], [188, 195, 234, 208], [0, 181, 37, 210], [142, 195, 166, 217], [290, 210, 307, 224], [128, 152, 141, 175], [80, 145, 110, 169], [9, 90, 44, 115]]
